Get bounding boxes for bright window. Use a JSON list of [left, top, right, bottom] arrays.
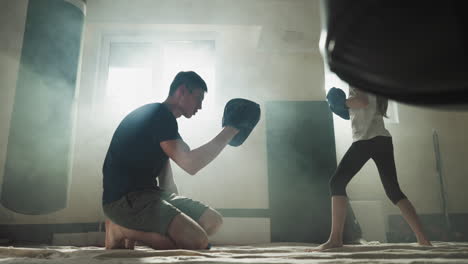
[[104, 39, 215, 120]]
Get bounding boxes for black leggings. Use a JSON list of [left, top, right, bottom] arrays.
[[329, 136, 407, 204]]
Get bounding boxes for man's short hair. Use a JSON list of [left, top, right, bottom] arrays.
[[169, 71, 208, 96]]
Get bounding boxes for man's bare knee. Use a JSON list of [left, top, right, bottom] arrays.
[[182, 233, 209, 250], [198, 208, 223, 236], [174, 227, 208, 249], [194, 234, 209, 249], [168, 213, 209, 249]]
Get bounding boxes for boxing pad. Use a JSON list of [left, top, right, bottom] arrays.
[[327, 87, 350, 120], [321, 0, 468, 107], [222, 98, 261, 146]]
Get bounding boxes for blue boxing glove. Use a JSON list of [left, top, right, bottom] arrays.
[[326, 87, 350, 120], [222, 98, 261, 147]]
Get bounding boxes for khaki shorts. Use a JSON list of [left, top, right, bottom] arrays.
[[102, 189, 209, 235]]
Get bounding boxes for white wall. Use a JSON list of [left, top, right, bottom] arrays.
[[0, 0, 29, 222]]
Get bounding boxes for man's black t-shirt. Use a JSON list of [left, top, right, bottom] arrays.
[[102, 103, 181, 204]]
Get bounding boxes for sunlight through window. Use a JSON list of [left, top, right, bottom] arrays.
[[107, 68, 152, 98], [104, 39, 216, 143]]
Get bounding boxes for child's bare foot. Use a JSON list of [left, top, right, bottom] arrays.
[[307, 240, 343, 252], [415, 234, 432, 246], [418, 239, 432, 246]]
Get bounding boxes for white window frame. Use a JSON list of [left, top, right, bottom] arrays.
[[93, 31, 219, 113]]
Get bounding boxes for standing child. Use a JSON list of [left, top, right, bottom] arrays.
[[313, 86, 431, 250]]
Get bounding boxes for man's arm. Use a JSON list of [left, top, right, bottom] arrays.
[[346, 88, 369, 109], [158, 160, 178, 194], [160, 126, 238, 176]]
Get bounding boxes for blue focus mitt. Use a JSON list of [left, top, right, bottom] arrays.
[[326, 87, 350, 120], [222, 98, 261, 147]]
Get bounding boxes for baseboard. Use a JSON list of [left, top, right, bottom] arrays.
[[0, 222, 103, 244], [0, 209, 270, 244], [387, 213, 468, 242]]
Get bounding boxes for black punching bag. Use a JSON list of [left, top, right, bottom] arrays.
[[320, 0, 468, 107], [1, 0, 85, 214]]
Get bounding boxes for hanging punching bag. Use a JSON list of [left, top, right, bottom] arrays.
[[1, 0, 85, 214], [320, 0, 468, 107]]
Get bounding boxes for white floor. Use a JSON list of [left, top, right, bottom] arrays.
[[1, 242, 468, 264]]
